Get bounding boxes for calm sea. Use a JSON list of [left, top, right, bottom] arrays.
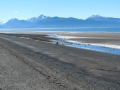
[[0, 27, 120, 33]]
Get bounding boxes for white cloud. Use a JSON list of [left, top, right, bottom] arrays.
[[15, 12, 18, 14]]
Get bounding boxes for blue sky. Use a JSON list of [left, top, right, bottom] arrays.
[[0, 0, 120, 22]]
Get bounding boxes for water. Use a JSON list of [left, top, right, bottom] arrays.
[[66, 43, 120, 55], [0, 27, 120, 33]]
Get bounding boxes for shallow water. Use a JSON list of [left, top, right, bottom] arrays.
[[48, 34, 120, 55]]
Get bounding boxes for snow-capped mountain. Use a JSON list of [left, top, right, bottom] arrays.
[[1, 15, 120, 28], [28, 15, 48, 22], [5, 18, 32, 28], [87, 15, 120, 22]]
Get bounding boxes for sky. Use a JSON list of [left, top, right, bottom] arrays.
[[0, 0, 120, 22]]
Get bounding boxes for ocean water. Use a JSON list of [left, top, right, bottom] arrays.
[[0, 27, 120, 33]]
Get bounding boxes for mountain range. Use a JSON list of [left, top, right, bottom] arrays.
[[1, 15, 120, 28]]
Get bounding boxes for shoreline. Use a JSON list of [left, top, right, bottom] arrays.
[[55, 33, 120, 48], [4, 32, 120, 55], [47, 33, 120, 55], [57, 34, 120, 48]]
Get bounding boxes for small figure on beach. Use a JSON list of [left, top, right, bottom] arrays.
[[56, 42, 58, 45]]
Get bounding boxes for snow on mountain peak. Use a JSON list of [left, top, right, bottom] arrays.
[[0, 21, 6, 25], [89, 15, 103, 18], [37, 14, 47, 19]]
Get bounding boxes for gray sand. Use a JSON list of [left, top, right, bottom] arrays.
[[0, 34, 120, 90]]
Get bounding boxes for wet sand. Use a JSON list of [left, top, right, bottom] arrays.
[[58, 32, 120, 46], [7, 32, 120, 45], [0, 33, 120, 90]]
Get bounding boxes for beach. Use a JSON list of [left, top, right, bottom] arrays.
[[0, 33, 120, 90]]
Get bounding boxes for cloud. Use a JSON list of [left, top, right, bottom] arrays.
[[14, 12, 18, 14]]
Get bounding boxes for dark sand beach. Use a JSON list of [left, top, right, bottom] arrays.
[[0, 33, 120, 90]]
